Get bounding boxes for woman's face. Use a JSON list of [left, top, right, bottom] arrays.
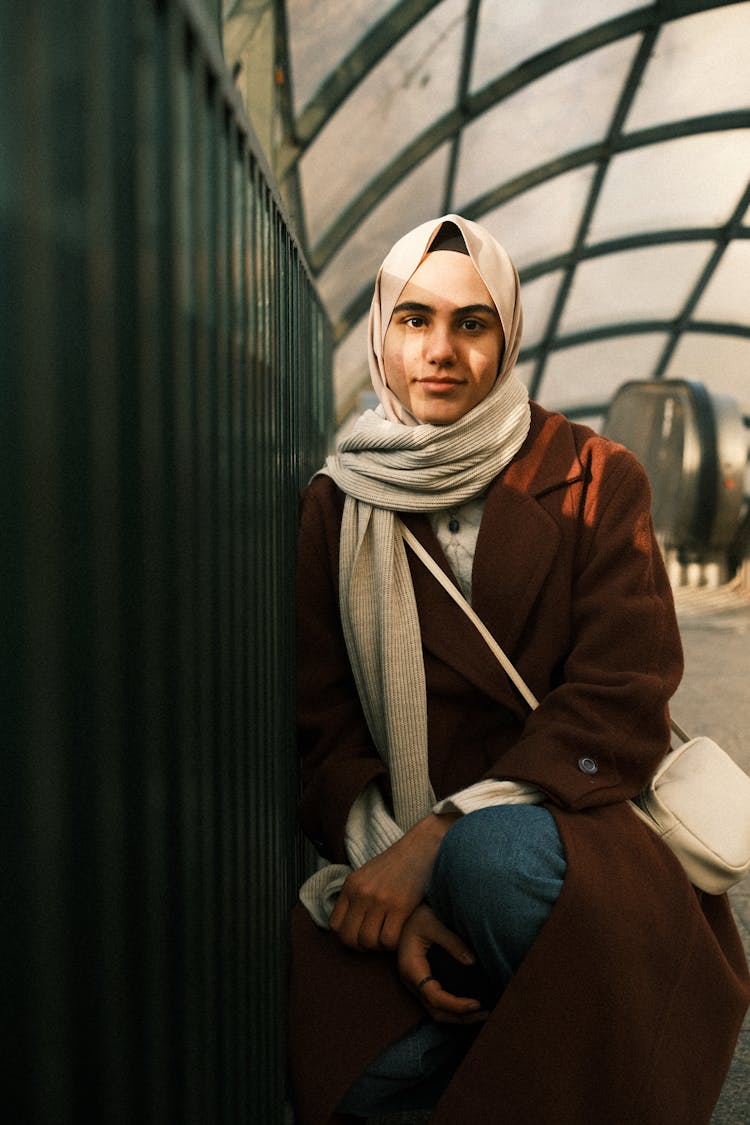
[[382, 250, 505, 426]]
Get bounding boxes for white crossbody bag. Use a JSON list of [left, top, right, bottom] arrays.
[[400, 520, 750, 895]]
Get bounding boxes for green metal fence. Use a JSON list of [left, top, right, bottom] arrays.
[[2, 2, 333, 1122]]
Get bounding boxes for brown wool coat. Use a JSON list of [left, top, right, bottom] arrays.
[[290, 404, 750, 1125]]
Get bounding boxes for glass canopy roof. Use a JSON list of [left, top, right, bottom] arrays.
[[228, 0, 750, 427]]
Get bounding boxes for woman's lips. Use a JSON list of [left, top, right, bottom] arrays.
[[417, 377, 462, 391]]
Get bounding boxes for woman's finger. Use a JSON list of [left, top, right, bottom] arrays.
[[328, 890, 349, 934], [416, 977, 486, 1021], [426, 917, 477, 968], [330, 897, 371, 951], [356, 908, 392, 951], [378, 910, 407, 951]]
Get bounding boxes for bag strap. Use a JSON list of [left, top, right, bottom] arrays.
[[398, 518, 687, 743], [398, 520, 539, 711]]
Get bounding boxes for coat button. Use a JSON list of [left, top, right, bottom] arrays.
[[578, 756, 599, 775]]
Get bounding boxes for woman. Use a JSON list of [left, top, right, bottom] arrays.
[[289, 215, 749, 1124]]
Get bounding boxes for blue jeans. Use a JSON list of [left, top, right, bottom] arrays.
[[337, 805, 566, 1117]]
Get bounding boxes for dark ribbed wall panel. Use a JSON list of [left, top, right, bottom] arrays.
[[2, 2, 333, 1122]]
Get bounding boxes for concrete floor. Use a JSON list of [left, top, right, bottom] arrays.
[[369, 582, 750, 1125], [674, 583, 750, 1125]]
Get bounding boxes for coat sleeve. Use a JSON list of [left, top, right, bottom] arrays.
[[489, 444, 684, 810], [295, 477, 387, 862]]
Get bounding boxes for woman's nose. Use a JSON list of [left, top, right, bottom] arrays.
[[425, 325, 456, 364]]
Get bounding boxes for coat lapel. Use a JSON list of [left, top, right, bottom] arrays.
[[402, 406, 586, 707], [470, 484, 560, 653], [402, 493, 559, 710]]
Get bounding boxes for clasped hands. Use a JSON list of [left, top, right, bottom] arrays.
[[329, 812, 488, 1024]]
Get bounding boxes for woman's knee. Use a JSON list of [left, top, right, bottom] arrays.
[[429, 804, 566, 902], [427, 806, 567, 990]]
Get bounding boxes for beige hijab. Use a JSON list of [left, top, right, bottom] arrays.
[[368, 212, 525, 426], [323, 215, 530, 830]]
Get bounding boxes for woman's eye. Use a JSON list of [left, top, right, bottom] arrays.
[[462, 319, 482, 331], [405, 316, 426, 328]]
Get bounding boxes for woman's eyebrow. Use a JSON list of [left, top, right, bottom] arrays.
[[392, 301, 499, 319], [454, 303, 500, 319], [392, 301, 434, 316]]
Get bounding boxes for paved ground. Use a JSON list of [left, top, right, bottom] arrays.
[[368, 581, 750, 1125], [673, 582, 750, 1125]]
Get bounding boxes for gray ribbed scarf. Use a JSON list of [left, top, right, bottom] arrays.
[[323, 371, 531, 831]]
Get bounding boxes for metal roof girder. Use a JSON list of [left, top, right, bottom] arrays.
[[469, 110, 750, 220], [308, 107, 464, 273], [518, 318, 750, 363], [521, 227, 742, 282], [290, 0, 739, 158], [312, 102, 750, 276], [441, 0, 482, 215], [527, 25, 660, 399], [295, 1, 656, 165], [650, 177, 750, 378], [292, 0, 442, 149]]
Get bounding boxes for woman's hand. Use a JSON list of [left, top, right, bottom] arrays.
[[398, 904, 488, 1024], [329, 812, 458, 952]]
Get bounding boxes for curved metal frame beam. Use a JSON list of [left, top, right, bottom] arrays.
[[273, 0, 749, 417], [305, 7, 648, 271], [650, 178, 750, 379], [297, 1, 742, 271], [526, 24, 659, 397], [287, 0, 736, 163], [290, 0, 443, 151], [468, 111, 750, 223], [441, 0, 482, 214], [331, 111, 750, 344], [313, 101, 749, 276], [519, 320, 750, 364], [522, 226, 750, 283]]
